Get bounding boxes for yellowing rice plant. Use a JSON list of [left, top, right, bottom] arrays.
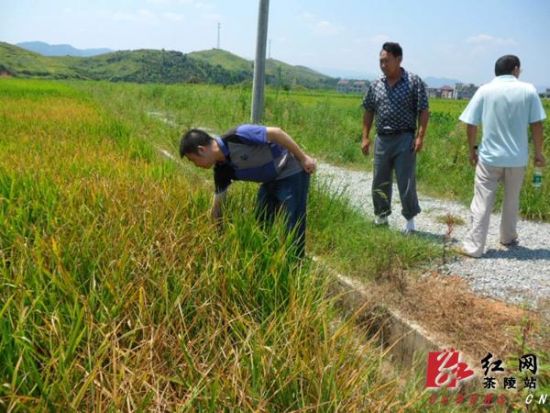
[[5, 78, 536, 412], [0, 79, 441, 412]]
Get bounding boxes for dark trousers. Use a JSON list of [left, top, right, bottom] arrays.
[[372, 132, 421, 220], [256, 170, 310, 258]]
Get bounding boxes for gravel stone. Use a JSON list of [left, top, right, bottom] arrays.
[[317, 162, 550, 310]]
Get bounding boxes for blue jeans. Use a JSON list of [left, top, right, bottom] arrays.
[[256, 171, 310, 258]]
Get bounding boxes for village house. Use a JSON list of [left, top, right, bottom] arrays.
[[427, 87, 442, 98], [336, 79, 369, 94], [440, 85, 454, 99], [427, 83, 479, 100], [454, 83, 478, 100]]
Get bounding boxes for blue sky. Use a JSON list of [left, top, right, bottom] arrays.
[[2, 0, 549, 87]]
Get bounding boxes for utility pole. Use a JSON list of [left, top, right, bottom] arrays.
[[217, 22, 221, 49], [268, 39, 272, 59], [251, 0, 269, 123]]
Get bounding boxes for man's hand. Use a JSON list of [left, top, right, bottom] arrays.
[[211, 192, 226, 231], [469, 147, 478, 166], [361, 138, 370, 156], [362, 111, 374, 156], [416, 110, 429, 152], [534, 153, 546, 168], [465, 124, 479, 167], [530, 122, 545, 167], [414, 137, 424, 153], [301, 155, 317, 174], [266, 127, 316, 174]]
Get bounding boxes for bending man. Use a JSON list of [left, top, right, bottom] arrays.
[[179, 124, 316, 258]]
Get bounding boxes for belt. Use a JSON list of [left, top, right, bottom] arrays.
[[378, 129, 415, 136]]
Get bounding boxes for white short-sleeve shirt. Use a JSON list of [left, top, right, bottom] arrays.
[[459, 75, 546, 167]]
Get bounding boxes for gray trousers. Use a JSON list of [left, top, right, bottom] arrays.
[[372, 132, 421, 220]]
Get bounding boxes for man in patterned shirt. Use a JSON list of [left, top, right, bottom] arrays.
[[362, 42, 430, 233]]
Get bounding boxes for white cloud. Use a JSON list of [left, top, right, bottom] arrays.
[[315, 20, 339, 35], [301, 12, 341, 36], [110, 9, 158, 23], [466, 34, 518, 46], [162, 12, 185, 22], [105, 9, 188, 24]]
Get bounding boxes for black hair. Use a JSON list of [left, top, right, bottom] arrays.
[[495, 55, 520, 76], [382, 42, 403, 58], [179, 129, 214, 157]]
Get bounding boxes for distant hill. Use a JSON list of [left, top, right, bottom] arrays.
[[0, 42, 245, 84], [188, 49, 252, 73], [0, 42, 337, 89], [67, 49, 246, 84], [17, 41, 112, 57], [0, 42, 78, 78], [265, 58, 336, 89], [188, 49, 337, 89]]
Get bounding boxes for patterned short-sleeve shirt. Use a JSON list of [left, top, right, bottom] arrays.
[[362, 68, 429, 135]]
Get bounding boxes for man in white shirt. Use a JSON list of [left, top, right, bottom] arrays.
[[458, 55, 546, 258]]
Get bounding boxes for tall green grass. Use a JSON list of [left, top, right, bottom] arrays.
[[0, 78, 446, 412], [73, 80, 550, 221], [2, 78, 538, 411], [69, 80, 442, 278]]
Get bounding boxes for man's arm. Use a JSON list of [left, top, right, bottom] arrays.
[[266, 127, 316, 174], [211, 191, 227, 227], [362, 111, 374, 156], [415, 109, 429, 152], [465, 124, 478, 166], [530, 121, 546, 167]]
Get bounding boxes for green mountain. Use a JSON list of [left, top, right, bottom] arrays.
[[0, 42, 248, 84], [0, 42, 78, 78], [188, 48, 337, 89], [17, 41, 112, 57], [188, 49, 252, 73], [64, 49, 246, 84], [0, 42, 336, 89]]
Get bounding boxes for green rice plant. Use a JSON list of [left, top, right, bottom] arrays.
[[307, 178, 440, 280], [4, 78, 542, 411], [0, 78, 447, 412], [74, 81, 550, 221]]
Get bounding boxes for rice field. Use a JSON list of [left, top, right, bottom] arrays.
[[0, 78, 542, 411], [0, 79, 421, 411], [76, 80, 550, 221]]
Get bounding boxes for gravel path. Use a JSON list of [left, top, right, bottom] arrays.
[[317, 162, 550, 309]]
